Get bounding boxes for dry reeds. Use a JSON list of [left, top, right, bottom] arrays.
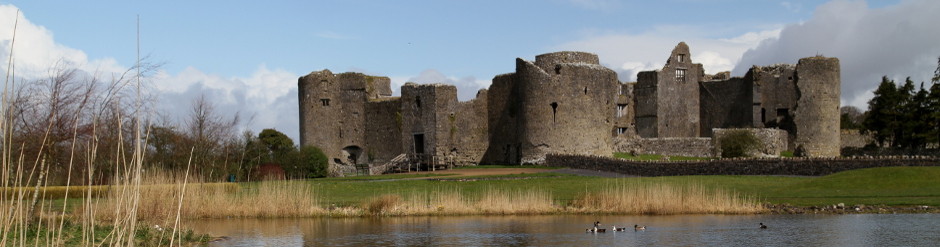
[[361, 188, 557, 216], [570, 182, 764, 214], [86, 171, 323, 221]]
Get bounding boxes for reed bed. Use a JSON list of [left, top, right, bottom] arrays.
[[86, 172, 323, 221], [570, 182, 764, 214], [363, 188, 557, 216]]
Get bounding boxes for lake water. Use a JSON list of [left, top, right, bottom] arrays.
[[187, 214, 940, 246]]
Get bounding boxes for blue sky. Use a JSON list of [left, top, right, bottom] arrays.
[[2, 0, 937, 142]]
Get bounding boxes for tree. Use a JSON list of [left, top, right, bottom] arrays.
[[928, 57, 940, 146], [296, 145, 328, 178], [258, 128, 294, 160], [718, 130, 762, 158], [840, 106, 864, 129], [863, 77, 902, 147]]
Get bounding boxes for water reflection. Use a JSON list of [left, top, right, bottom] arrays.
[[186, 214, 940, 246]]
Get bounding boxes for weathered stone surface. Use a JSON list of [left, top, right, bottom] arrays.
[[547, 154, 940, 177], [635, 42, 702, 138], [712, 128, 788, 157], [840, 129, 873, 148], [793, 57, 841, 157], [613, 137, 712, 157], [298, 44, 844, 175]]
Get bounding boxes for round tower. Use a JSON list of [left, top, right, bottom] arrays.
[[793, 57, 841, 157], [516, 52, 617, 163]]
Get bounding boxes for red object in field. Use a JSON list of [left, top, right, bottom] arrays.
[[255, 163, 285, 180]]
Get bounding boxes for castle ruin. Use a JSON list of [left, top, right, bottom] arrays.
[[298, 42, 841, 174]]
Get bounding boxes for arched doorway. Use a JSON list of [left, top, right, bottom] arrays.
[[341, 146, 364, 165]]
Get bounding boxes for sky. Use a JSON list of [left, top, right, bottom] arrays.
[[1, 0, 938, 143]]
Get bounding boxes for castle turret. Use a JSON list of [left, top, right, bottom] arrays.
[[515, 52, 618, 163], [792, 57, 841, 157]]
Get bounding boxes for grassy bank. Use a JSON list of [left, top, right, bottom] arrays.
[[306, 166, 940, 208], [38, 166, 940, 222]]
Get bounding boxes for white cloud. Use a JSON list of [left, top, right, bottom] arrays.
[[153, 65, 300, 141], [1, 4, 301, 142], [734, 0, 940, 109], [0, 4, 124, 79], [389, 69, 489, 101], [554, 26, 782, 81]]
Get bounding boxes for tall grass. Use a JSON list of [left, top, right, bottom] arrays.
[[363, 188, 557, 216], [571, 182, 764, 214]]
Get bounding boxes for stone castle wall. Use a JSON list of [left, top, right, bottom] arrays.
[[613, 137, 713, 157], [546, 154, 940, 177], [364, 98, 402, 164], [793, 57, 841, 157], [840, 129, 873, 148], [516, 52, 618, 163], [712, 128, 788, 157], [699, 77, 753, 137], [298, 44, 844, 174]]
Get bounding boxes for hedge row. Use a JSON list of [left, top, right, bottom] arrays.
[[546, 154, 940, 176]]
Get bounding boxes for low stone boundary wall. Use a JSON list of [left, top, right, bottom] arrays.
[[546, 154, 940, 176], [614, 137, 713, 157]]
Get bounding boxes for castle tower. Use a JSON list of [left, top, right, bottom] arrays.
[[792, 57, 841, 157], [514, 52, 619, 163], [635, 42, 703, 138], [297, 70, 393, 174]]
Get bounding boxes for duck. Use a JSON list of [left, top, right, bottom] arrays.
[[612, 225, 626, 232], [634, 224, 646, 231], [759, 223, 768, 229]]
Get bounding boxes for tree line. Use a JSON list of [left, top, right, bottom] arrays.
[[843, 57, 940, 149], [2, 60, 326, 186]]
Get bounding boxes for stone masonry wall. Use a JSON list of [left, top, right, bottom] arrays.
[[364, 98, 403, 164], [699, 77, 752, 137], [712, 128, 788, 157], [516, 52, 618, 164], [450, 91, 489, 166], [546, 154, 940, 177], [482, 73, 521, 164], [793, 57, 841, 157], [613, 137, 713, 157], [841, 129, 873, 148]]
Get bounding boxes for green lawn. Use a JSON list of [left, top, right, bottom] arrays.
[[302, 166, 940, 207]]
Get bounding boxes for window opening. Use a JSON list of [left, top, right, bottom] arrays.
[[550, 102, 558, 123], [675, 69, 686, 82], [617, 127, 628, 135], [413, 134, 425, 154], [617, 104, 627, 118], [677, 54, 685, 63], [415, 96, 422, 108], [761, 108, 766, 123], [320, 99, 330, 106], [584, 87, 588, 95]]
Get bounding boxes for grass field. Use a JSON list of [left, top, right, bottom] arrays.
[[304, 166, 940, 207]]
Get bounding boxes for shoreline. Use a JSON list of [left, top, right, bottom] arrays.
[[764, 203, 937, 214]]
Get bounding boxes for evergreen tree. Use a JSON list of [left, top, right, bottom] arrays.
[[928, 58, 940, 146], [863, 77, 902, 147]]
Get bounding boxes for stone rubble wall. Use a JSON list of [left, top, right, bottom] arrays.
[[546, 154, 940, 176], [613, 137, 713, 157], [712, 128, 788, 157]]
